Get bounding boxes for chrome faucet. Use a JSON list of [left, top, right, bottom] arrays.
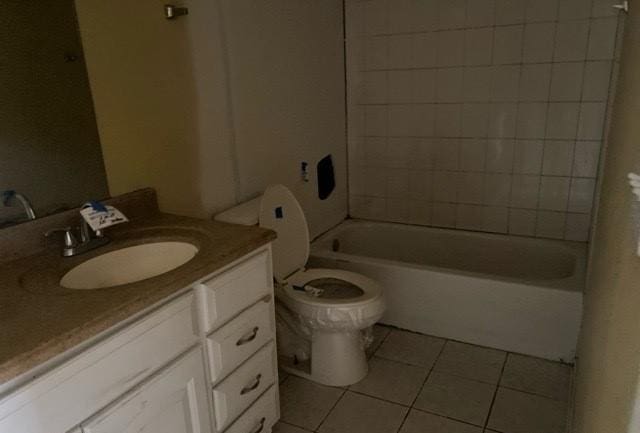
[[45, 203, 116, 257], [2, 190, 36, 220]]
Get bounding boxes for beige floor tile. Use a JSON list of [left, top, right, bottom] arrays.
[[487, 387, 568, 433], [367, 324, 392, 357], [273, 421, 313, 433], [500, 353, 572, 401], [318, 391, 408, 433], [375, 329, 445, 368], [414, 372, 496, 426], [399, 409, 483, 433], [280, 376, 344, 430], [434, 341, 506, 384], [350, 357, 429, 405]]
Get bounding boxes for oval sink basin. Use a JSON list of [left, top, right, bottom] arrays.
[[60, 241, 199, 289]]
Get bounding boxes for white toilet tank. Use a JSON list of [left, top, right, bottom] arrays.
[[214, 196, 262, 226]]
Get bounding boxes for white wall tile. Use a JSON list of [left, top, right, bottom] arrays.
[[484, 173, 512, 205], [487, 138, 515, 172], [435, 104, 463, 137], [523, 23, 556, 63], [546, 103, 580, 139], [364, 0, 389, 35], [483, 206, 509, 232], [510, 175, 540, 208], [513, 140, 544, 174], [365, 36, 389, 70], [542, 140, 575, 175], [437, 30, 466, 66], [433, 171, 459, 201], [516, 103, 548, 139], [577, 102, 606, 139], [491, 65, 521, 101], [554, 21, 589, 61], [432, 202, 457, 227], [587, 17, 618, 60], [413, 33, 437, 68], [467, 0, 496, 27], [347, 1, 617, 240], [582, 61, 612, 101], [495, 0, 527, 25], [572, 141, 601, 177], [365, 105, 388, 136], [362, 71, 388, 104], [462, 103, 491, 137], [465, 28, 494, 66], [388, 34, 414, 68], [413, 70, 437, 103], [525, 0, 558, 22], [388, 71, 412, 104], [437, 0, 467, 30], [550, 62, 584, 101], [437, 68, 464, 102], [519, 64, 552, 102], [557, 0, 591, 21], [412, 0, 438, 32], [460, 138, 488, 171], [568, 177, 596, 213], [433, 138, 460, 170], [509, 208, 537, 235], [464, 66, 493, 102], [414, 104, 436, 136], [488, 103, 518, 137], [592, 0, 619, 18], [536, 210, 566, 239], [458, 172, 486, 204], [539, 176, 570, 210], [565, 212, 591, 241], [493, 25, 524, 64]]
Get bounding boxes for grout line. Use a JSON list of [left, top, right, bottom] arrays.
[[483, 350, 509, 430], [313, 386, 348, 432]]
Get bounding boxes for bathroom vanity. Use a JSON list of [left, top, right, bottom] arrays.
[[0, 190, 278, 433]]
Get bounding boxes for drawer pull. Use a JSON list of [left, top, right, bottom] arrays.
[[236, 327, 260, 346], [249, 417, 266, 433], [240, 374, 262, 395]]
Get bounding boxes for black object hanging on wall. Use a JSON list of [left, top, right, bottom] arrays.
[[317, 154, 335, 200]]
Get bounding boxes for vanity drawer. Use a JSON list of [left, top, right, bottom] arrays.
[[199, 250, 272, 333], [224, 385, 279, 433], [207, 297, 275, 384], [212, 342, 276, 431]]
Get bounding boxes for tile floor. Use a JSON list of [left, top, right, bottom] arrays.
[[274, 325, 572, 433]]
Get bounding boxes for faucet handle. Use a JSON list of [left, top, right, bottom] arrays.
[[45, 227, 78, 248]]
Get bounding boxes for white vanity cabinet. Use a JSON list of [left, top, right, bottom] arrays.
[[0, 245, 278, 433]]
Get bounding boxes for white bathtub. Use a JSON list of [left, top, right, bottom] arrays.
[[309, 220, 585, 362]]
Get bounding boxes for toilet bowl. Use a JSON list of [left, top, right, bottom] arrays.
[[215, 184, 385, 386]]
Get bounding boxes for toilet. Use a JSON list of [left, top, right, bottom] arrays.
[[216, 184, 385, 386]]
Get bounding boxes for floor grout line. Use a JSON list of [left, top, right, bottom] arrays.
[[483, 351, 509, 430]]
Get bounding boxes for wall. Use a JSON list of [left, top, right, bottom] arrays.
[[76, 0, 347, 237], [0, 0, 108, 222], [572, 3, 640, 431], [346, 0, 620, 241]]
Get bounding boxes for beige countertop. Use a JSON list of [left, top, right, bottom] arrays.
[[0, 212, 275, 385]]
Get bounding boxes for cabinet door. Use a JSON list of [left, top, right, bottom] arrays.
[[82, 348, 211, 433]]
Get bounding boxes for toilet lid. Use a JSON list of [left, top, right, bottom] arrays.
[[259, 184, 310, 280]]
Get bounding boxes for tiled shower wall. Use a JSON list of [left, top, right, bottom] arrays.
[[346, 0, 622, 241]]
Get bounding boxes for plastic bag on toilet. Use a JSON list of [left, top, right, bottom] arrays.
[[275, 297, 376, 361]]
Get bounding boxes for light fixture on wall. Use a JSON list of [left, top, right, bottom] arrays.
[[164, 4, 189, 20], [612, 1, 629, 13]]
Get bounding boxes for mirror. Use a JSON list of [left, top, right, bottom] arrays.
[[0, 0, 108, 228]]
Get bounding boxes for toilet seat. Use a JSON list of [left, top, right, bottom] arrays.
[[279, 268, 385, 330], [285, 268, 383, 307]]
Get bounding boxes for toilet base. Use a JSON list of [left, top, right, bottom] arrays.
[[281, 329, 369, 387]]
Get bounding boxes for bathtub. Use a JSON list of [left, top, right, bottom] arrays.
[[309, 219, 585, 362]]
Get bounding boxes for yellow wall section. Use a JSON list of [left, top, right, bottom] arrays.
[[76, 0, 347, 236], [573, 5, 640, 431]]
